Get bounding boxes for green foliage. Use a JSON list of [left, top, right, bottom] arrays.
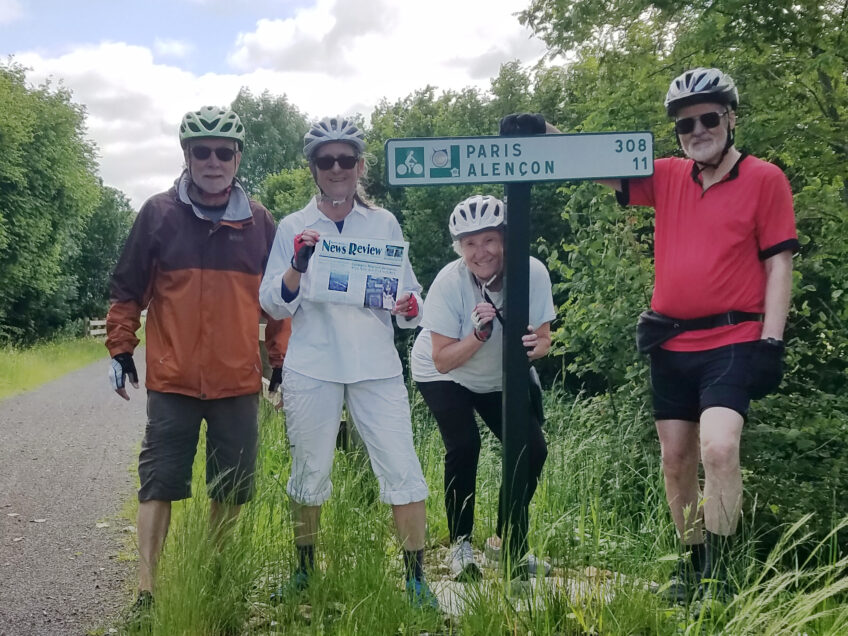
[[69, 185, 134, 319], [364, 80, 573, 291], [512, 0, 848, 546], [231, 87, 310, 195], [0, 62, 101, 342], [257, 166, 315, 222], [0, 337, 108, 400], [545, 183, 653, 391], [118, 396, 848, 635], [743, 390, 848, 547]]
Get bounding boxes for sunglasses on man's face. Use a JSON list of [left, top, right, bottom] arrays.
[[190, 145, 236, 162], [314, 154, 359, 171], [674, 111, 728, 135]]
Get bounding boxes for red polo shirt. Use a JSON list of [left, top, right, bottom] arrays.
[[623, 154, 798, 351]]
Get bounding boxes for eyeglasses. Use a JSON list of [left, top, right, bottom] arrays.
[[190, 145, 236, 162], [314, 155, 359, 171], [674, 111, 728, 135]]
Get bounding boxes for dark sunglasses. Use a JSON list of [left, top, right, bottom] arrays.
[[314, 154, 359, 171], [190, 145, 236, 162], [674, 111, 728, 135]]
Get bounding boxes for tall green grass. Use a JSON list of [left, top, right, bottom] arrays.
[[0, 337, 108, 400], [121, 389, 848, 635]]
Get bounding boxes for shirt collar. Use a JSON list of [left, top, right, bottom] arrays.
[[300, 195, 370, 226], [176, 171, 252, 222], [689, 151, 749, 185]]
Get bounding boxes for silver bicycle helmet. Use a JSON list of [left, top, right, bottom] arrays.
[[449, 195, 505, 240], [664, 67, 739, 116], [303, 116, 366, 159], [179, 106, 245, 150]]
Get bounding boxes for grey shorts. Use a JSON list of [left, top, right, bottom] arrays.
[[138, 391, 259, 504]]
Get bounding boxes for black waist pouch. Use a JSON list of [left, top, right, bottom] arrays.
[[635, 310, 764, 354], [635, 311, 685, 353]]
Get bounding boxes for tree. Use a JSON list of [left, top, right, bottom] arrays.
[[257, 167, 315, 223], [0, 62, 100, 342], [365, 78, 574, 292], [68, 185, 135, 320], [231, 88, 310, 194]]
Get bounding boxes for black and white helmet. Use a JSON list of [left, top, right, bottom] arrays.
[[664, 67, 739, 116], [303, 116, 366, 159], [449, 195, 505, 240]]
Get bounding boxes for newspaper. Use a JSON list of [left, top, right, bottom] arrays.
[[303, 236, 409, 309]]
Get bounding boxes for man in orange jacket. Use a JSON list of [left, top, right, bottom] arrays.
[[106, 106, 290, 613]]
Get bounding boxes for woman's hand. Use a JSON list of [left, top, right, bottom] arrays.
[[471, 302, 497, 342], [523, 323, 552, 360], [291, 229, 320, 273], [391, 292, 419, 318]]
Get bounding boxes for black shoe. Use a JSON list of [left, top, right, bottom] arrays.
[[697, 576, 736, 605], [693, 577, 736, 619], [124, 591, 154, 629], [134, 590, 154, 609], [698, 532, 735, 604], [660, 557, 700, 604]]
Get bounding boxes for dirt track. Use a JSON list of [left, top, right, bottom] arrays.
[[0, 354, 148, 635]]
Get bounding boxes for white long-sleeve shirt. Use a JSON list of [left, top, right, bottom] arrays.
[[260, 197, 422, 384]]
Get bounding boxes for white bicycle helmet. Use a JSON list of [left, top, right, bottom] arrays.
[[449, 195, 505, 240], [303, 116, 366, 159], [664, 67, 739, 116]]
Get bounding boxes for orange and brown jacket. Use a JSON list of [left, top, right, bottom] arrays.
[[106, 175, 291, 400]]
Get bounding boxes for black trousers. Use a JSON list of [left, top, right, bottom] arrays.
[[416, 380, 547, 555]]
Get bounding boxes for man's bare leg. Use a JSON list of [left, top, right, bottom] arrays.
[[137, 500, 171, 593]]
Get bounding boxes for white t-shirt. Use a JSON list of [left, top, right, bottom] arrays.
[[259, 197, 422, 384], [411, 257, 555, 393]]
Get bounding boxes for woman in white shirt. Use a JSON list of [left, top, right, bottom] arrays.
[[411, 194, 556, 581], [259, 116, 435, 608]]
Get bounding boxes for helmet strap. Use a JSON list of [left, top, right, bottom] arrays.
[[476, 271, 503, 293], [693, 121, 734, 171]]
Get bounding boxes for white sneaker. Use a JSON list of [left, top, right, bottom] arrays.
[[526, 554, 551, 577], [448, 539, 481, 581]]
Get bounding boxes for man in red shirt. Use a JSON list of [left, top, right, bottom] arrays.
[[607, 68, 798, 603]]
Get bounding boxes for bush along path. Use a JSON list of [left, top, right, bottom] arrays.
[[0, 353, 147, 635]]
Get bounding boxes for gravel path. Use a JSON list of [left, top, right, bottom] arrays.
[[0, 354, 147, 635]]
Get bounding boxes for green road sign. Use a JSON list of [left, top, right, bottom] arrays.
[[385, 131, 653, 186]]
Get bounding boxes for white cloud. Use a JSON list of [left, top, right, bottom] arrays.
[[0, 0, 23, 25], [17, 42, 246, 208], [15, 0, 547, 209], [227, 0, 546, 114], [153, 38, 194, 59]]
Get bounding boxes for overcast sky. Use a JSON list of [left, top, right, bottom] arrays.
[[1, 0, 548, 208]]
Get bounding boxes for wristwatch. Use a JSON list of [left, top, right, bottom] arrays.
[[761, 337, 784, 348]]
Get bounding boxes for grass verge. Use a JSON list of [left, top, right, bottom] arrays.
[[116, 390, 848, 635], [0, 337, 108, 400]]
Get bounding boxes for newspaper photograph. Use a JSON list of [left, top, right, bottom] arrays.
[[303, 236, 409, 310]]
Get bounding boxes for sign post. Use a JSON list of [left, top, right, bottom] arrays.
[[386, 130, 654, 572]]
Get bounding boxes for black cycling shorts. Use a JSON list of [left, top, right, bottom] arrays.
[[649, 342, 757, 422]]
